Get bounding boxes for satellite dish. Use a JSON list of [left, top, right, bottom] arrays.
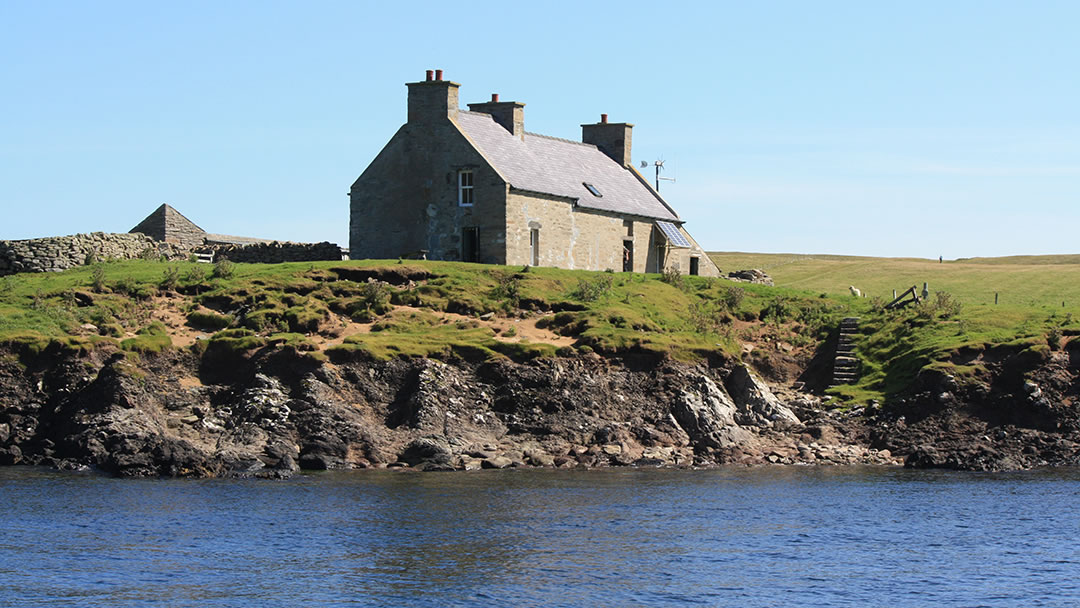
[[640, 160, 648, 168]]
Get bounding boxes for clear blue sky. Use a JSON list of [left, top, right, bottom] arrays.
[[3, 1, 1078, 258]]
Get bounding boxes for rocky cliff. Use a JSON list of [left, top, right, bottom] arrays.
[[2, 342, 1078, 477]]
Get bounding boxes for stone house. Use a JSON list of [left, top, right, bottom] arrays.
[[350, 70, 720, 276]]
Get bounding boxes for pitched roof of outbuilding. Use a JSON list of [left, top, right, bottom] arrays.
[[455, 111, 679, 221], [129, 203, 205, 240]]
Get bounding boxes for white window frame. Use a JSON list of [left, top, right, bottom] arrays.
[[458, 170, 474, 207]]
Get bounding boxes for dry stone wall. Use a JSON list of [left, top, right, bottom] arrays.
[[0, 233, 188, 276], [204, 241, 343, 264], [0, 233, 343, 276]]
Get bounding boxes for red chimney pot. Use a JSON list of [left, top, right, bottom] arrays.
[[425, 70, 433, 81], [601, 113, 608, 124], [435, 69, 443, 81], [492, 93, 499, 102]]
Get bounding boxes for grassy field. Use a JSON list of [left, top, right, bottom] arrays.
[[0, 258, 853, 365], [709, 252, 1080, 310], [709, 251, 1080, 402], [2, 255, 1076, 406]]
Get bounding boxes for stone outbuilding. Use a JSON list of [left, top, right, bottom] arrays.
[[349, 70, 720, 276]]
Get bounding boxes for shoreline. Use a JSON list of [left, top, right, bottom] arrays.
[[3, 344, 1076, 478]]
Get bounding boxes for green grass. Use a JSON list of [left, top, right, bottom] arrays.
[[709, 251, 1080, 309], [5, 255, 1074, 405], [710, 251, 1080, 399]]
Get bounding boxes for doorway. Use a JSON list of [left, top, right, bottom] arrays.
[[462, 227, 479, 262], [623, 240, 634, 272]]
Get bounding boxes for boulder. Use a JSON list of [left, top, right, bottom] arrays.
[[724, 366, 801, 429], [670, 375, 753, 450], [399, 436, 454, 467], [481, 455, 513, 469]]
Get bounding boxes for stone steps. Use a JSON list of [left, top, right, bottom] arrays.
[[830, 317, 861, 387]]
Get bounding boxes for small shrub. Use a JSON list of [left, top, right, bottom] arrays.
[[185, 265, 207, 284], [160, 266, 180, 291], [661, 266, 684, 290], [688, 301, 724, 333], [570, 275, 613, 302], [1048, 327, 1063, 351], [212, 258, 236, 280], [114, 276, 137, 295], [719, 286, 745, 311], [502, 325, 517, 337], [90, 264, 107, 293], [490, 271, 522, 308], [360, 280, 391, 314], [935, 291, 962, 319], [138, 247, 158, 260], [760, 296, 793, 324]]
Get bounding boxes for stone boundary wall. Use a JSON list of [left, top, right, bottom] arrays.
[[0, 233, 344, 276], [203, 241, 344, 264], [0, 233, 188, 276]]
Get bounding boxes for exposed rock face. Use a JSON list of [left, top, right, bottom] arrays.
[[3, 342, 1080, 476], [671, 375, 753, 450], [0, 347, 894, 477], [724, 366, 802, 430]]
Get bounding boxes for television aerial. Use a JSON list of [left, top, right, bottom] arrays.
[[641, 158, 676, 192]]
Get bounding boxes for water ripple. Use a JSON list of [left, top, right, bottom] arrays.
[[1, 466, 1079, 607]]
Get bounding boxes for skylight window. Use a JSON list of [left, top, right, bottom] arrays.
[[583, 182, 602, 197]]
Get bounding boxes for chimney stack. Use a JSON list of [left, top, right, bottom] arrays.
[[407, 69, 460, 123], [468, 93, 526, 139], [582, 114, 633, 167]]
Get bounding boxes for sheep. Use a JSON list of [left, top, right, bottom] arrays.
[[849, 285, 862, 298]]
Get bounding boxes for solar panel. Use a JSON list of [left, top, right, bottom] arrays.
[[656, 220, 691, 248]]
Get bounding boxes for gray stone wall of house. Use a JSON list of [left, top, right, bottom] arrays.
[[0, 233, 189, 276], [206, 241, 343, 263], [350, 79, 509, 264], [503, 191, 719, 276]]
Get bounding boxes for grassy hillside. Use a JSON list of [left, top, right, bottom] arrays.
[[0, 259, 853, 367], [709, 251, 1080, 309], [2, 256, 1076, 406]]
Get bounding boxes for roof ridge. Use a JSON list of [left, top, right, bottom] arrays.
[[524, 131, 595, 148]]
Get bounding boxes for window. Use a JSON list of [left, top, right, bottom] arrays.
[[458, 170, 474, 206], [583, 182, 602, 197], [530, 228, 539, 266]]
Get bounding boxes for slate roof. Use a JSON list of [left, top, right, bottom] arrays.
[[129, 203, 205, 241], [455, 111, 679, 222]]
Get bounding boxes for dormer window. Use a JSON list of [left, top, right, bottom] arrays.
[[458, 170, 474, 206], [583, 182, 602, 197]]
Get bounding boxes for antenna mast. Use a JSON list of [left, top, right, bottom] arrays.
[[641, 159, 676, 192]]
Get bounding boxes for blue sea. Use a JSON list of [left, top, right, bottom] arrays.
[[1, 466, 1078, 607]]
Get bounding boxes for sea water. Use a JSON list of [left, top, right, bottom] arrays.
[[1, 466, 1078, 607]]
